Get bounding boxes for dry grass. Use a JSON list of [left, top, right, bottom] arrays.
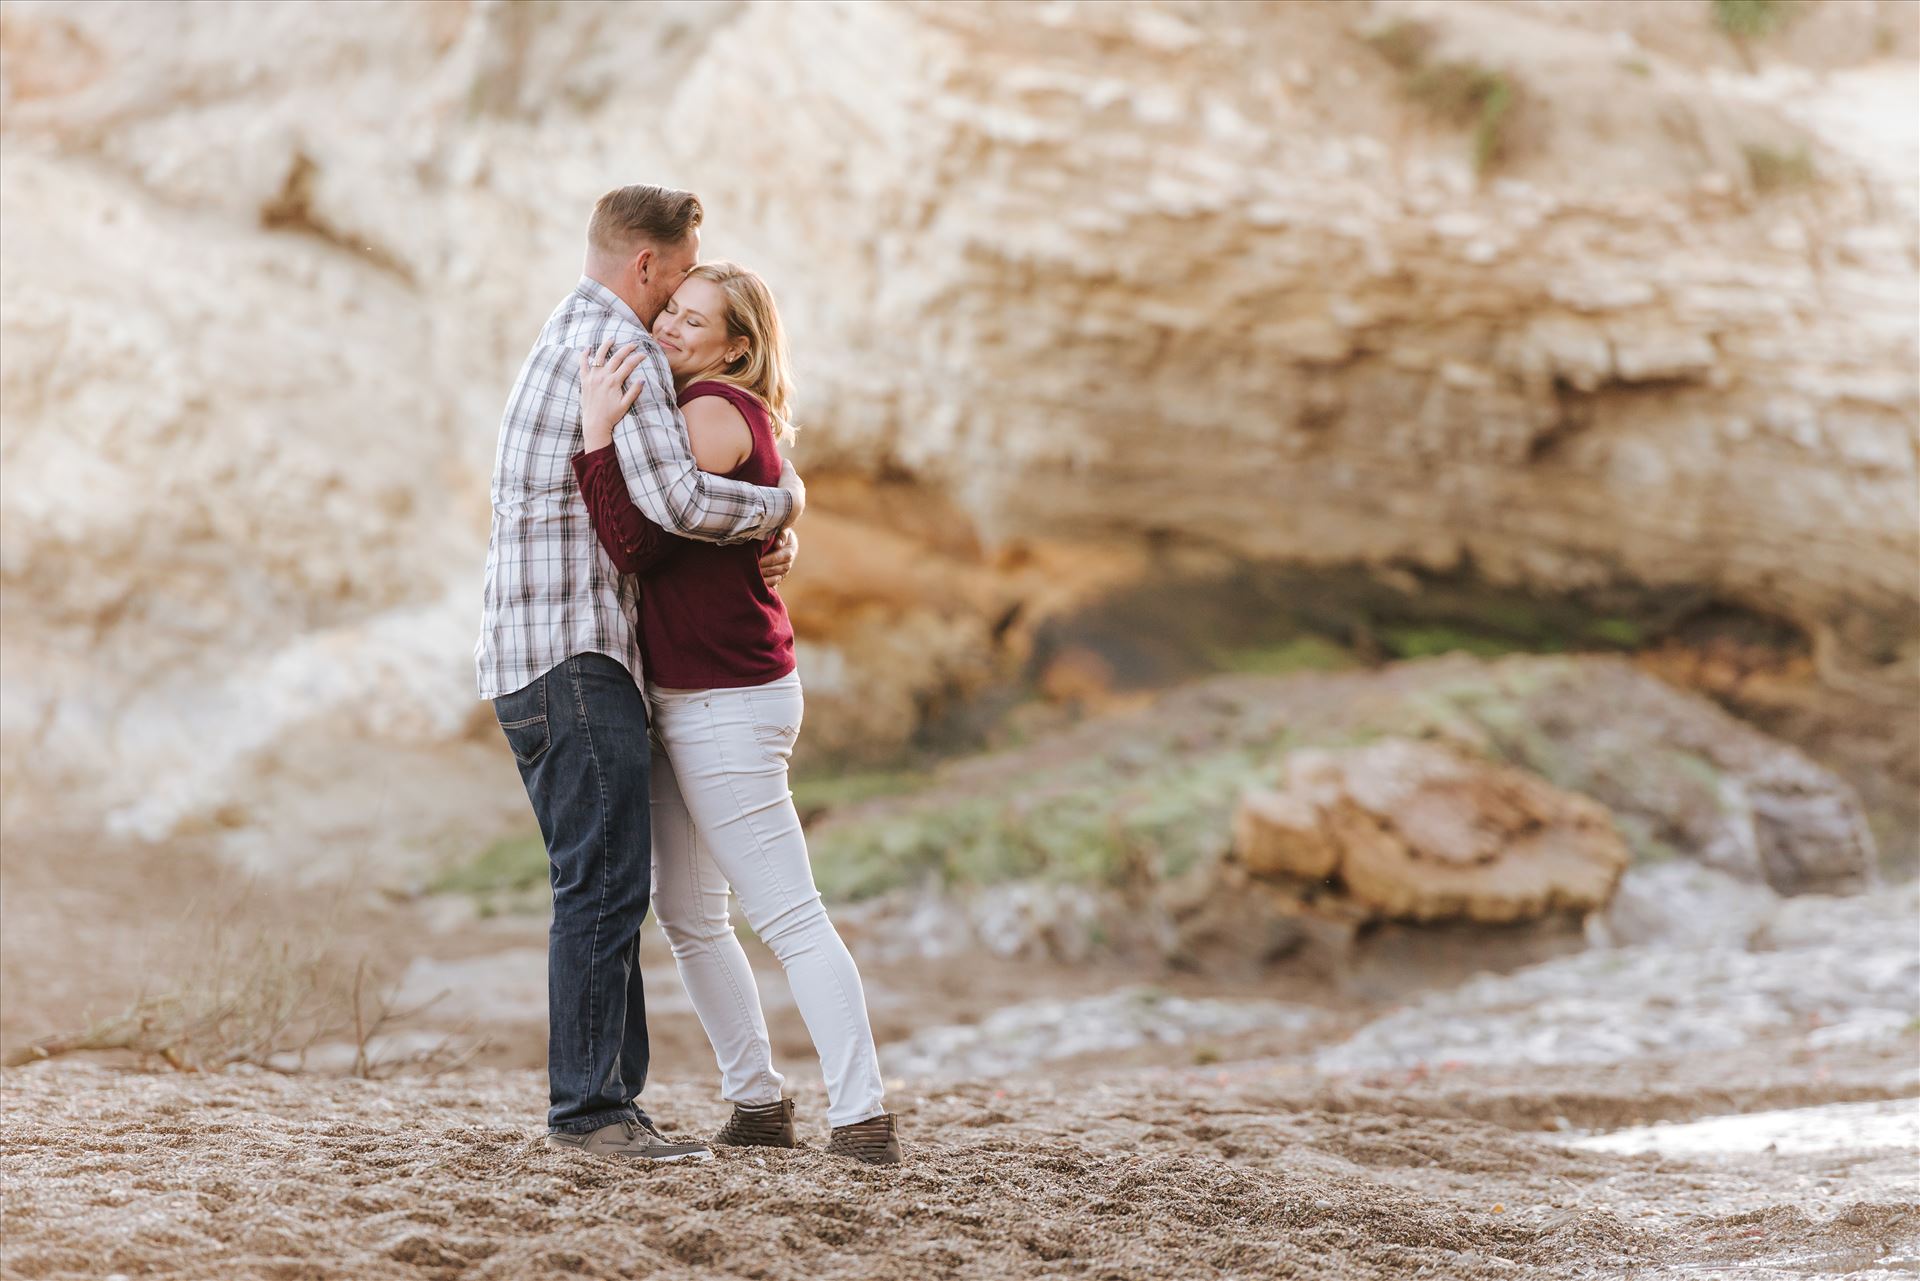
[[3, 921, 477, 1079]]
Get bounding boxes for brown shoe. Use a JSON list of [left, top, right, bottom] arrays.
[[827, 1113, 902, 1165], [715, 1098, 797, 1148], [545, 1116, 713, 1163]]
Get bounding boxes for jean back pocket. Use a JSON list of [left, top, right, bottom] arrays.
[[494, 681, 550, 767]]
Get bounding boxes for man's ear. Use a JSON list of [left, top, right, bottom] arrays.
[[632, 245, 654, 284]]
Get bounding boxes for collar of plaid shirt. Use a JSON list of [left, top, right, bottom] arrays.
[[576, 275, 643, 329]]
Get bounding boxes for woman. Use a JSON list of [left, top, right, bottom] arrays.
[[571, 262, 899, 1165]]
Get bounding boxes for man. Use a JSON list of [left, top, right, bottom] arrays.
[[476, 184, 803, 1161]]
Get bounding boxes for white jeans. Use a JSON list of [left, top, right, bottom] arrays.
[[646, 673, 886, 1128]]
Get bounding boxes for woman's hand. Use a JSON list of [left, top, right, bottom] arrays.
[[579, 339, 646, 451]]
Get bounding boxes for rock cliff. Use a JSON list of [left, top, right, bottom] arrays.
[[1, 0, 1913, 846]]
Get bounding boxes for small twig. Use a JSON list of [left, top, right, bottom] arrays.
[[350, 957, 371, 1080]]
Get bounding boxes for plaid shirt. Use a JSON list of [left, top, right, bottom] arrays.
[[475, 277, 793, 700]]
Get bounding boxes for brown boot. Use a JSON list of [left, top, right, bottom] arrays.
[[714, 1098, 797, 1149], [827, 1113, 902, 1165]]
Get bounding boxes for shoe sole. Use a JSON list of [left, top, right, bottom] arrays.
[[544, 1142, 715, 1163]]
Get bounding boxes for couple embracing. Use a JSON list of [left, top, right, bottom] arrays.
[[475, 184, 898, 1165]]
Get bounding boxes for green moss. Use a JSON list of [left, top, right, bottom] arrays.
[[791, 769, 930, 816], [1744, 143, 1816, 193], [1670, 751, 1725, 795], [1586, 618, 1646, 647], [432, 832, 547, 897], [1362, 18, 1515, 176], [1380, 625, 1516, 660], [806, 794, 995, 901], [1214, 635, 1361, 676], [1713, 0, 1794, 39], [1471, 599, 1559, 641], [1403, 662, 1573, 724], [1638, 836, 1685, 865], [1409, 671, 1737, 866], [808, 739, 1293, 900], [1470, 76, 1513, 175], [1407, 61, 1515, 174], [1114, 748, 1277, 879]]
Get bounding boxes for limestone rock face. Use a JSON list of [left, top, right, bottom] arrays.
[[1392, 655, 1882, 894], [684, 0, 1919, 655], [0, 0, 1913, 848], [1233, 738, 1630, 924]]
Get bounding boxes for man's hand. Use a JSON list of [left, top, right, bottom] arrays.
[[759, 527, 798, 591], [777, 458, 807, 526]]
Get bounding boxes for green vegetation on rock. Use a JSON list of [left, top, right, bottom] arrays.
[[1712, 0, 1795, 39], [1379, 625, 1516, 661], [437, 628, 1856, 912], [1399, 664, 1737, 867], [1365, 21, 1514, 174], [806, 741, 1288, 901], [791, 768, 931, 816], [1584, 618, 1646, 647], [1408, 61, 1514, 174], [1213, 636, 1361, 676], [1743, 143, 1815, 194], [431, 832, 547, 898]]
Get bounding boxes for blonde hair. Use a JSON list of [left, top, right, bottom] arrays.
[[685, 260, 797, 441]]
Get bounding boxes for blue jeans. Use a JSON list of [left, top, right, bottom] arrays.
[[493, 653, 654, 1135]]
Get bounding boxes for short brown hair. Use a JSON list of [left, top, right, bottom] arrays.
[[588, 184, 703, 254]]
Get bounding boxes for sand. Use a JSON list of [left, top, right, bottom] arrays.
[[3, 833, 1916, 1279], [4, 1035, 1917, 1281]]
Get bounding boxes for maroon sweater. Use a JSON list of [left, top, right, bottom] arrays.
[[570, 381, 795, 690]]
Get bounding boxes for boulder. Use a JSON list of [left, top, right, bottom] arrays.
[[1232, 738, 1630, 925], [1388, 655, 1882, 894]]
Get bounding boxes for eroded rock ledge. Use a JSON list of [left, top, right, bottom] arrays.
[[1, 0, 1912, 845]]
